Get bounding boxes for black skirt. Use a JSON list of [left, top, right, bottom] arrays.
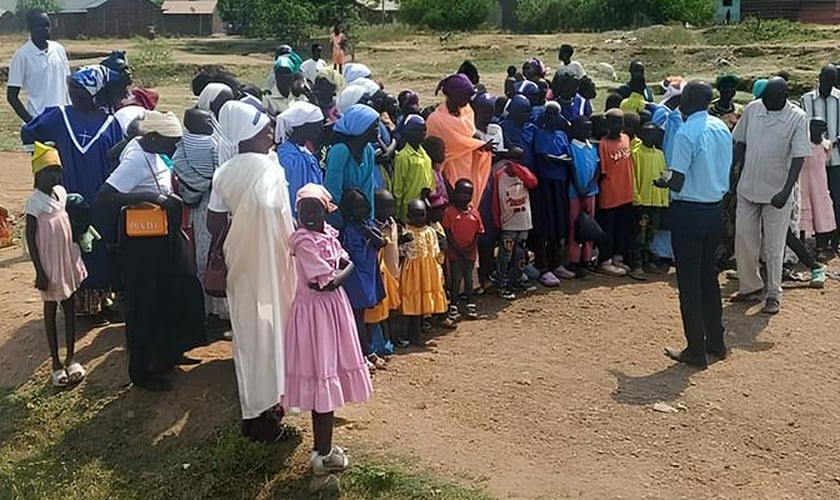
[[531, 177, 570, 241]]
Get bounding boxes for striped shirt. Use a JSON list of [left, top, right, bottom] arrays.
[[801, 88, 840, 167]]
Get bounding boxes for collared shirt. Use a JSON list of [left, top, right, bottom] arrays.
[[8, 40, 70, 118], [300, 58, 327, 85], [733, 100, 811, 203], [393, 143, 434, 222], [669, 111, 732, 203], [801, 88, 840, 166]]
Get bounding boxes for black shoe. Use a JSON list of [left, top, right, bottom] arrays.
[[175, 355, 202, 366], [762, 297, 780, 315], [663, 347, 708, 368], [707, 347, 729, 360]]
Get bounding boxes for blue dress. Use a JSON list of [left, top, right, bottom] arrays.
[[532, 128, 572, 240], [277, 141, 323, 218], [22, 105, 124, 290], [559, 95, 593, 123], [340, 222, 385, 310]]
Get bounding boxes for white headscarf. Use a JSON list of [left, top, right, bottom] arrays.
[[337, 84, 371, 115], [197, 83, 232, 112], [135, 110, 183, 138], [218, 100, 272, 165], [343, 63, 371, 85], [276, 101, 324, 144]]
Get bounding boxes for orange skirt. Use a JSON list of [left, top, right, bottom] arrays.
[[365, 261, 401, 324]]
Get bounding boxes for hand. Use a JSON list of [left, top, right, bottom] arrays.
[[35, 272, 48, 291], [770, 190, 790, 209], [480, 140, 494, 152], [398, 232, 414, 245], [308, 281, 336, 292], [420, 188, 432, 200], [653, 178, 668, 189]]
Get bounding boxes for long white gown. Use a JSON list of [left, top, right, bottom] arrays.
[[211, 152, 297, 419]]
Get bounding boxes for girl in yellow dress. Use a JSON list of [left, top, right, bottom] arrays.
[[365, 190, 402, 347], [400, 199, 447, 346]]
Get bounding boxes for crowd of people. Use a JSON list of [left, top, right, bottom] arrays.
[[12, 9, 840, 491]]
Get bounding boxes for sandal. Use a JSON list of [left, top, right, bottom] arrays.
[[367, 354, 387, 370], [66, 362, 86, 384], [51, 368, 69, 388]]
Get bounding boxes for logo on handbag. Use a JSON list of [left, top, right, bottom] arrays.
[[125, 202, 168, 237]]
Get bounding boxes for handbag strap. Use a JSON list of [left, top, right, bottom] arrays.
[[143, 154, 164, 196]]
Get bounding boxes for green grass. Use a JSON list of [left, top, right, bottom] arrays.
[[0, 373, 488, 500], [703, 19, 830, 46]]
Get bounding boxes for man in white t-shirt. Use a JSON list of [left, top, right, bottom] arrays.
[[300, 42, 327, 86], [7, 9, 70, 123]]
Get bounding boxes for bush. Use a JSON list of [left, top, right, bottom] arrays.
[[704, 18, 829, 46], [515, 0, 713, 32], [400, 0, 493, 31]]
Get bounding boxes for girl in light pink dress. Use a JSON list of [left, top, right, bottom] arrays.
[[284, 183, 372, 488], [800, 118, 837, 260], [25, 143, 88, 388]]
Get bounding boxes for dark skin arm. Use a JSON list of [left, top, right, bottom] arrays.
[[309, 261, 356, 291], [653, 171, 685, 191], [26, 214, 48, 290], [361, 223, 386, 249], [7, 87, 32, 123], [771, 157, 805, 209], [445, 228, 474, 260], [731, 142, 746, 189], [95, 183, 167, 207]]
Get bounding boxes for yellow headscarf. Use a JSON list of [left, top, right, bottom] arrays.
[[32, 142, 62, 175]]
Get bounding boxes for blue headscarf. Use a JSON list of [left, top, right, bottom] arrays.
[[506, 94, 532, 117], [71, 65, 122, 97], [514, 80, 540, 96], [334, 104, 380, 137]]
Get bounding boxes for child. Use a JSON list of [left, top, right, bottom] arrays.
[[366, 190, 402, 347], [623, 112, 642, 152], [400, 199, 447, 345], [25, 142, 88, 387], [393, 115, 434, 222], [492, 159, 538, 299], [631, 123, 669, 278], [339, 188, 388, 370], [568, 116, 600, 276], [500, 95, 534, 154], [285, 183, 372, 490], [800, 118, 837, 261], [596, 109, 635, 277], [532, 102, 574, 286], [504, 65, 518, 98], [422, 136, 450, 206], [442, 179, 485, 320]]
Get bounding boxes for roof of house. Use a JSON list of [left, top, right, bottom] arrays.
[[161, 0, 218, 15], [355, 0, 400, 12], [54, 0, 110, 14]]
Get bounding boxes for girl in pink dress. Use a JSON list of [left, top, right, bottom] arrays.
[[284, 183, 372, 488], [800, 118, 837, 261], [25, 142, 88, 388]]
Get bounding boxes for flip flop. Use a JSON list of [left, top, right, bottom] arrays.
[[51, 368, 69, 388], [66, 362, 86, 384]]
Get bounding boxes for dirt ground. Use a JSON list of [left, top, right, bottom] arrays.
[[5, 27, 840, 499], [4, 141, 840, 500]]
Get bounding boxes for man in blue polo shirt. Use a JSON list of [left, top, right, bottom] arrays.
[[655, 81, 733, 368]]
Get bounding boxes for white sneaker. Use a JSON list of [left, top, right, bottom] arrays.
[[599, 260, 627, 277], [311, 446, 350, 476]]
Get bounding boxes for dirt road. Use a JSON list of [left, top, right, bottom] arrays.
[[3, 146, 840, 499]]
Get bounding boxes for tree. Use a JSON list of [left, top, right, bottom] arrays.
[[401, 0, 494, 31], [15, 0, 60, 14]]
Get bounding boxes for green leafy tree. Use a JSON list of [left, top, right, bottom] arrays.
[[516, 0, 713, 32], [15, 0, 60, 14], [401, 0, 493, 30]]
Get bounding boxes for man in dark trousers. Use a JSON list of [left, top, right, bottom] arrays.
[[656, 81, 733, 368]]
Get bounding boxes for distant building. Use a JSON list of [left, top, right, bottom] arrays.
[[161, 0, 222, 36], [715, 0, 741, 24], [50, 0, 160, 38], [355, 0, 400, 24], [741, 0, 840, 24]]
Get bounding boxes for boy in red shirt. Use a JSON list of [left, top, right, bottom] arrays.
[[442, 179, 484, 321], [596, 109, 635, 277]]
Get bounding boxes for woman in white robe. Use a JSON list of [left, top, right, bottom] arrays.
[[207, 100, 297, 442]]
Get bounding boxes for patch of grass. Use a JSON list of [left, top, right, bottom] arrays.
[[0, 374, 487, 500], [356, 23, 421, 44], [703, 19, 829, 46], [131, 37, 179, 87], [634, 25, 700, 47]]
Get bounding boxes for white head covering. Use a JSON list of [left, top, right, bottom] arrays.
[[343, 63, 371, 85], [197, 83, 232, 112], [337, 84, 371, 114], [218, 100, 272, 164], [135, 110, 183, 138], [276, 101, 324, 144]]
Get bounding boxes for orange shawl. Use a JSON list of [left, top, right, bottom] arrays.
[[426, 104, 492, 207]]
